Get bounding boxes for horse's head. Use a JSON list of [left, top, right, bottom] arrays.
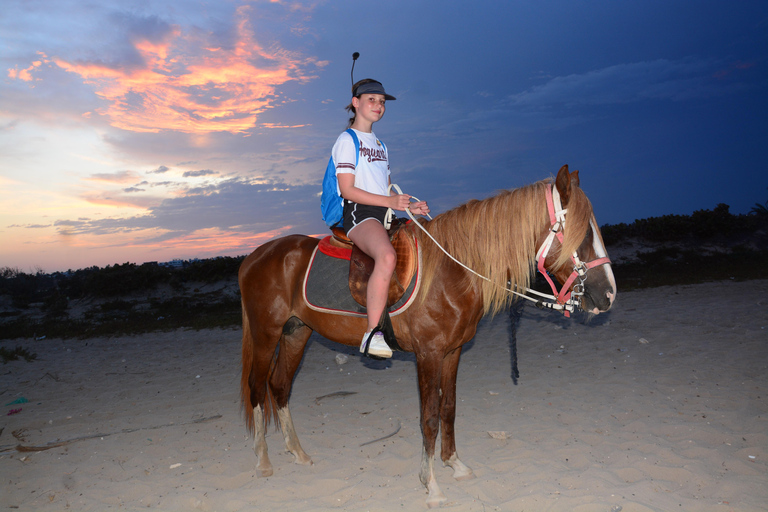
[[536, 165, 616, 315]]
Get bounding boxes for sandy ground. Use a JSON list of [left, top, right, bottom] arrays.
[[1, 279, 766, 512]]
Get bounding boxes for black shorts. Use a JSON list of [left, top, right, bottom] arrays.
[[343, 200, 390, 234]]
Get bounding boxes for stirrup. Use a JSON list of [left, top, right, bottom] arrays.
[[361, 331, 392, 359]]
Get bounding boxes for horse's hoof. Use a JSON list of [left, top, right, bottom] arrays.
[[287, 446, 313, 466], [425, 480, 446, 509], [426, 494, 447, 509], [293, 454, 313, 466], [445, 455, 475, 481], [454, 470, 475, 481], [451, 463, 475, 480]]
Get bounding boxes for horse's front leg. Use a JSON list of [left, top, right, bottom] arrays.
[[416, 353, 447, 508], [440, 347, 475, 481]]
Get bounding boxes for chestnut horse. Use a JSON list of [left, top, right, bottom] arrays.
[[239, 165, 616, 507]]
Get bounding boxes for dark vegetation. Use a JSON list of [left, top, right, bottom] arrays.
[[602, 203, 768, 290], [1, 203, 766, 341], [0, 346, 37, 364], [0, 257, 244, 340]]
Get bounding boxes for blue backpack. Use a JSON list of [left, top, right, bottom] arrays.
[[320, 128, 359, 228]]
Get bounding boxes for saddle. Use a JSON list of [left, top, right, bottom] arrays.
[[329, 219, 418, 308]]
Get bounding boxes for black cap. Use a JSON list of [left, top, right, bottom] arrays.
[[353, 80, 396, 100]]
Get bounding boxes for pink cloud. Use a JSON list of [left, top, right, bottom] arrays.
[[80, 191, 165, 209], [84, 170, 144, 184], [7, 54, 46, 81], [13, 6, 316, 135]]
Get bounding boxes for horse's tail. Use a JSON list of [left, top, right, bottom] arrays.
[[240, 298, 279, 435]]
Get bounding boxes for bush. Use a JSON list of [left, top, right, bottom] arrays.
[[0, 345, 37, 363], [601, 203, 762, 245]]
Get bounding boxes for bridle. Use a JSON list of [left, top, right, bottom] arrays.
[[389, 182, 611, 316], [530, 183, 612, 317]]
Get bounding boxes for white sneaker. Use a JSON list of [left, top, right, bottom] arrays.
[[360, 331, 392, 358]]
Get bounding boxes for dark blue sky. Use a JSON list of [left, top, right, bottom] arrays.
[[2, 0, 767, 270]]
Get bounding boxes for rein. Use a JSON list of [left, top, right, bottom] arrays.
[[388, 182, 610, 317]]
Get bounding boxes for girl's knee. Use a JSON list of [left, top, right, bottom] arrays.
[[377, 248, 396, 273]]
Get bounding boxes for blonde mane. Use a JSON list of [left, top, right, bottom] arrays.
[[416, 178, 595, 316]]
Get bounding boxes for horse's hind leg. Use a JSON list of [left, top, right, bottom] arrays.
[[241, 308, 282, 477], [252, 404, 273, 477], [247, 330, 280, 477], [439, 347, 475, 481], [277, 407, 311, 465], [271, 317, 313, 465], [416, 354, 447, 509]]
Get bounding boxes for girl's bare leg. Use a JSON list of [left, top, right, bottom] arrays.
[[348, 219, 396, 331]]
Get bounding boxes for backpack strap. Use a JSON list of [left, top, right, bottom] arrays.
[[345, 128, 359, 167], [326, 129, 360, 229]]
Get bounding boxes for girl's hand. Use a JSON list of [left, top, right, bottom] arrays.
[[408, 200, 430, 216], [390, 193, 412, 211]]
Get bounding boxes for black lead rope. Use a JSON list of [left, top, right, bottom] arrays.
[[508, 300, 524, 385]]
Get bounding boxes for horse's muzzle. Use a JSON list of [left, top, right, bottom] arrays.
[[583, 286, 615, 314]]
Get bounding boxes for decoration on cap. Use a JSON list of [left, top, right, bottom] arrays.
[[349, 52, 396, 100], [351, 52, 359, 88]]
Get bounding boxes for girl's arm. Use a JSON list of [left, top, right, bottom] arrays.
[[338, 173, 412, 210]]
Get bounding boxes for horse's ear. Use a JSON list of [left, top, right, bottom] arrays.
[[555, 165, 581, 204], [555, 165, 571, 203]]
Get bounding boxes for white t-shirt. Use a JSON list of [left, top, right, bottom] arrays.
[[332, 129, 390, 198]]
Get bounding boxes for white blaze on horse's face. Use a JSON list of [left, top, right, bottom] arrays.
[[585, 219, 616, 314]]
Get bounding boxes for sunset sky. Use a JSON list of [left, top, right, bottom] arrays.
[[2, 0, 766, 272]]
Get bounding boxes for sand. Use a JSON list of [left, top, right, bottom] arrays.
[[1, 279, 766, 511]]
